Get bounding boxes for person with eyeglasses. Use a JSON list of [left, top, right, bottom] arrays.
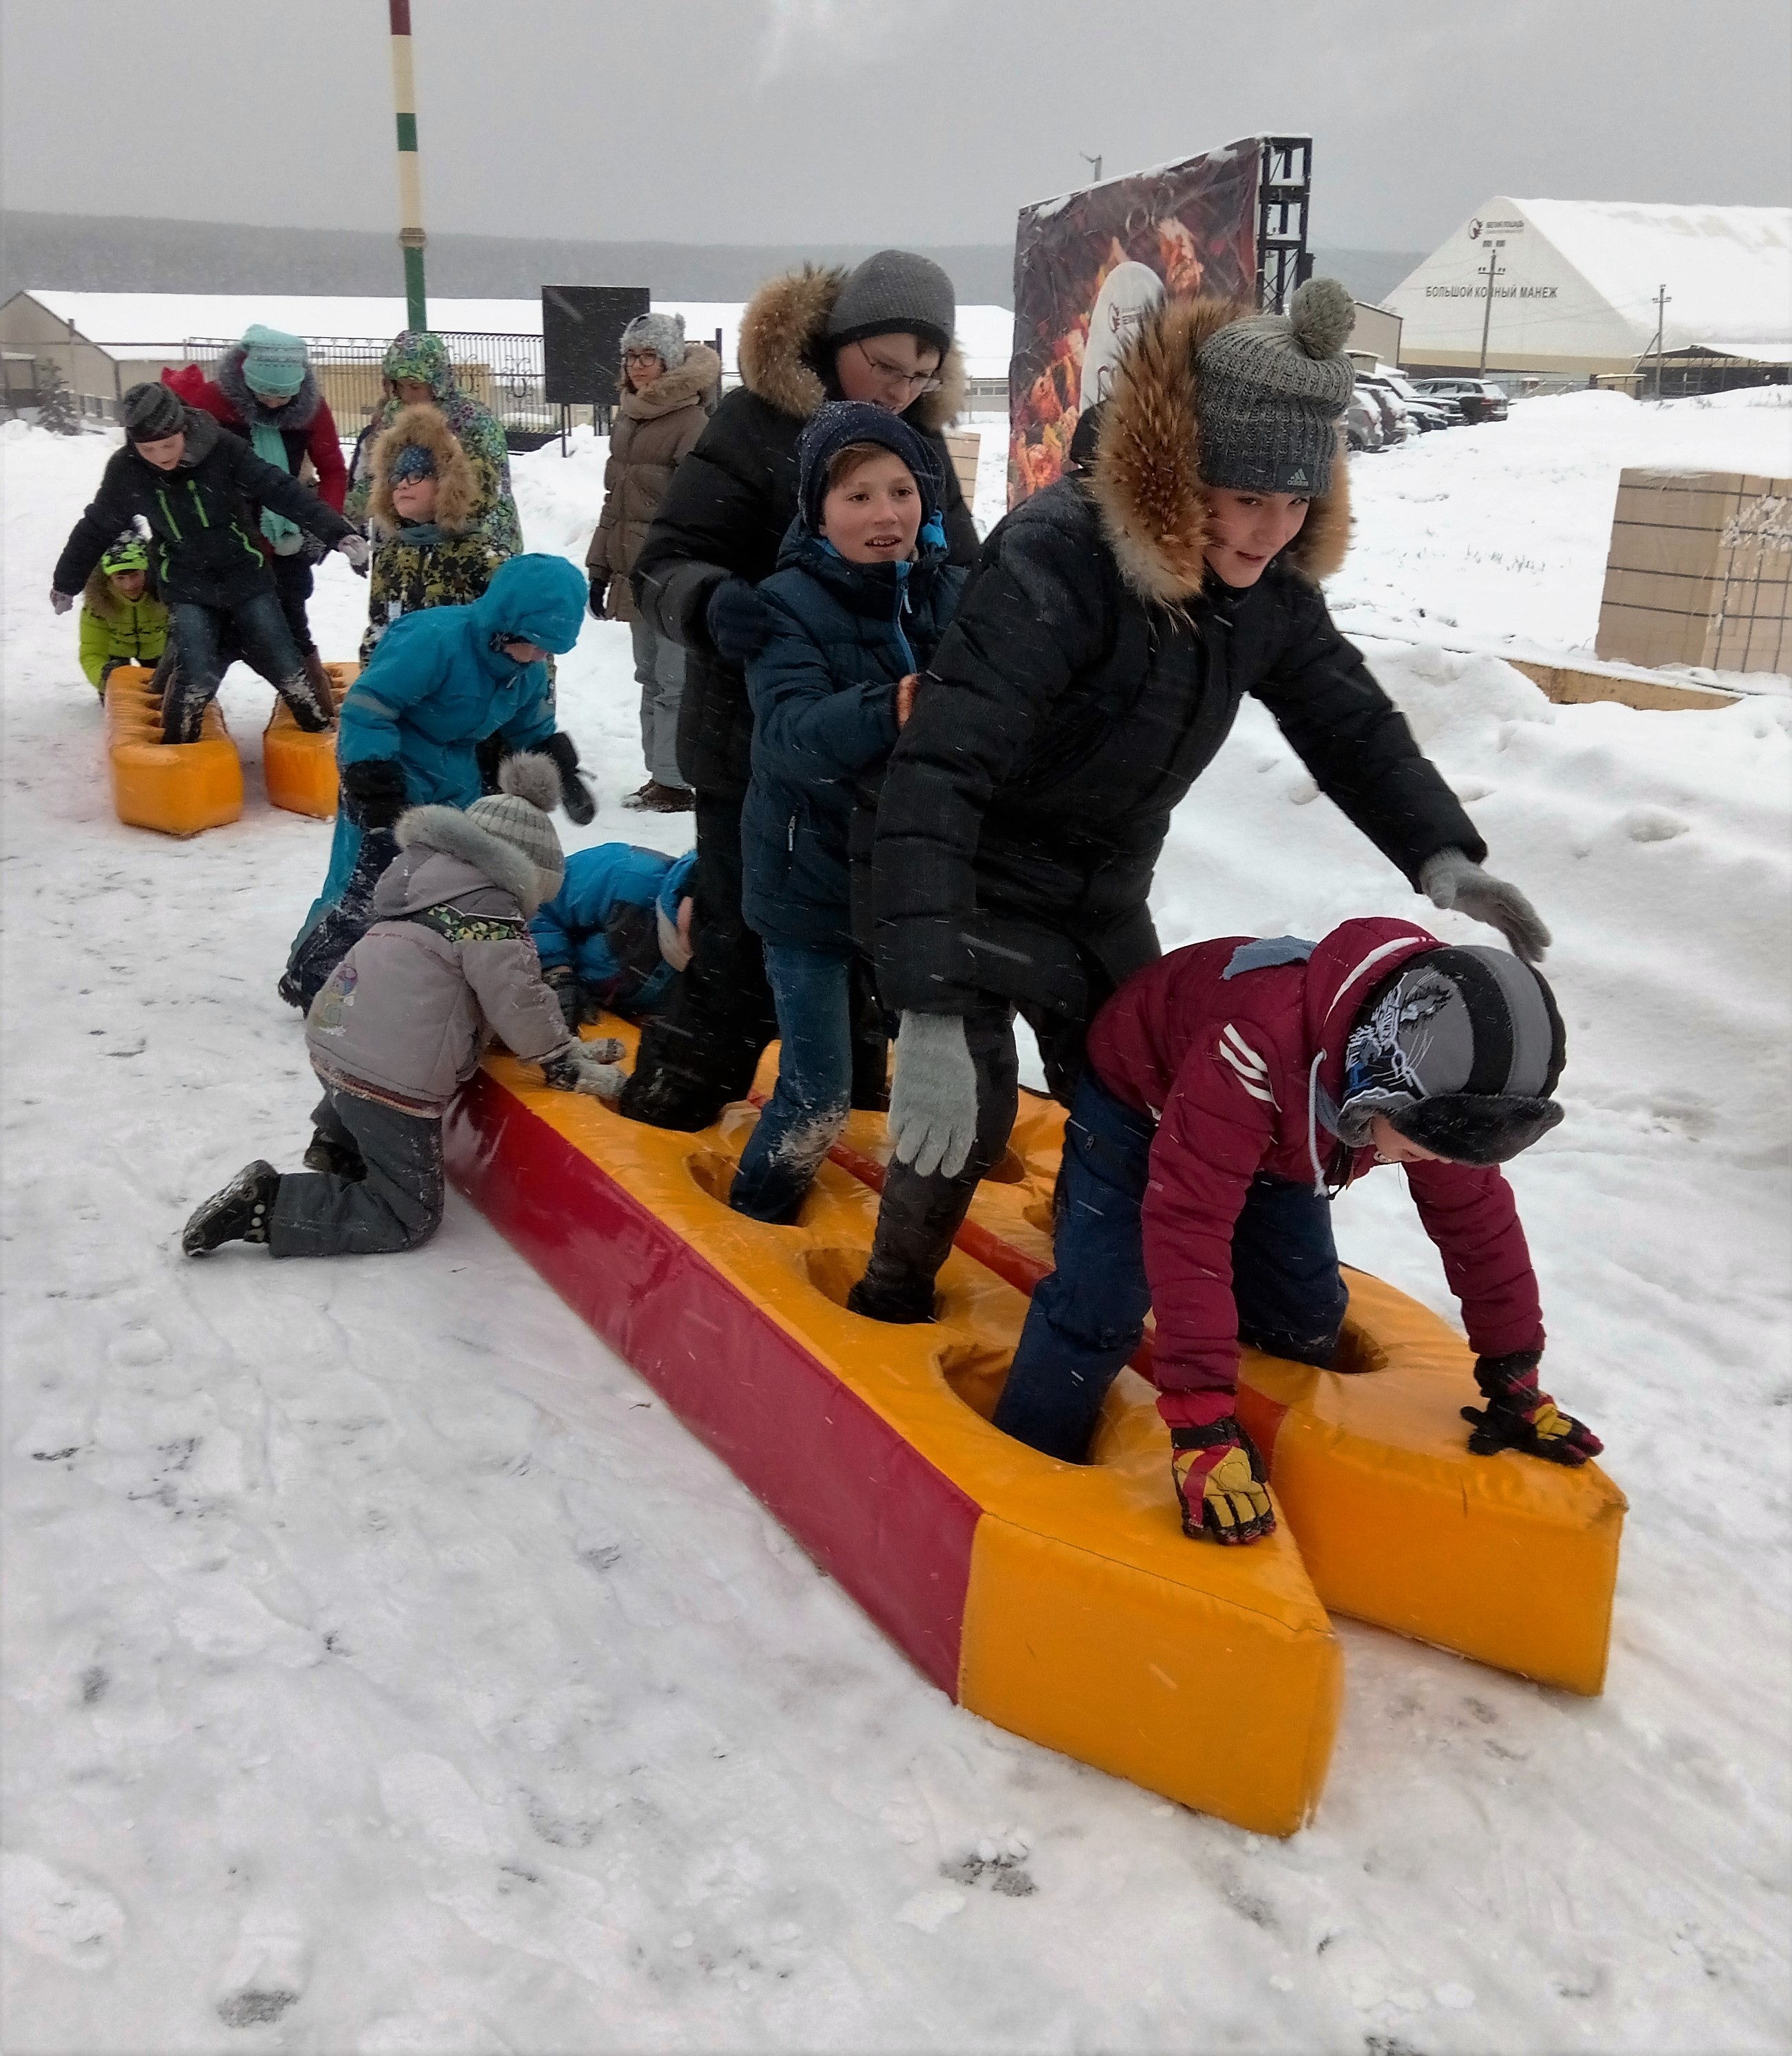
[[584, 311, 722, 815], [621, 251, 980, 1133]]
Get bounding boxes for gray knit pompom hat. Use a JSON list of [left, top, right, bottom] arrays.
[[467, 753, 566, 899], [620, 310, 687, 372], [1195, 277, 1356, 497]]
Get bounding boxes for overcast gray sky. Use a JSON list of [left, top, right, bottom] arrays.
[[4, 0, 1785, 251]]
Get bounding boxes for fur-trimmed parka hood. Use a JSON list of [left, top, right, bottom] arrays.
[[214, 346, 326, 433], [1086, 296, 1351, 605], [367, 404, 485, 534], [736, 267, 965, 431], [619, 341, 722, 417], [391, 807, 553, 917]]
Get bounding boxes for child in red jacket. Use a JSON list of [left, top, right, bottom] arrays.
[[992, 917, 1603, 1544]]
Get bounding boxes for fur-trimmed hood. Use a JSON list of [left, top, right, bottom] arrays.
[[619, 341, 721, 416], [392, 807, 553, 917], [81, 561, 159, 619], [1086, 296, 1352, 605], [367, 403, 484, 534], [736, 266, 965, 431], [214, 346, 326, 433]]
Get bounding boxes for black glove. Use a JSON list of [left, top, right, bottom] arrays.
[[339, 757, 409, 833], [705, 577, 770, 666], [542, 964, 583, 1031], [98, 656, 125, 685], [588, 577, 606, 620], [1461, 1350, 1603, 1466], [541, 731, 596, 826], [299, 533, 330, 566]]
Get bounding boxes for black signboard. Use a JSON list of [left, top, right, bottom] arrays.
[[541, 285, 652, 406]]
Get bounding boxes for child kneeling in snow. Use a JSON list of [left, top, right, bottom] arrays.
[[530, 844, 698, 1030], [182, 758, 621, 1261], [992, 919, 1603, 1543], [726, 401, 967, 1224]]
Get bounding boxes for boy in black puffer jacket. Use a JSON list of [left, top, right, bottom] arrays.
[[51, 381, 366, 744], [722, 403, 966, 1223]]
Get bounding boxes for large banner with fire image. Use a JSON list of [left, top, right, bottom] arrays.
[[1007, 140, 1262, 508]]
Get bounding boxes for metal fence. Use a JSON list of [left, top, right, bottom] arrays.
[[185, 330, 560, 442]]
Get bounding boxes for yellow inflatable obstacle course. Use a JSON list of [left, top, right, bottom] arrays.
[[445, 1022, 1625, 1834], [103, 664, 242, 837], [264, 661, 352, 818]]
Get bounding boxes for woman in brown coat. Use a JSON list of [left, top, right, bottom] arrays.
[[586, 313, 722, 812]]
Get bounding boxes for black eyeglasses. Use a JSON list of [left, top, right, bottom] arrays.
[[852, 341, 943, 395]]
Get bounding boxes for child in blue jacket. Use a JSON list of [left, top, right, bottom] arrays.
[[531, 844, 698, 1028], [279, 553, 593, 1012], [725, 402, 968, 1223]]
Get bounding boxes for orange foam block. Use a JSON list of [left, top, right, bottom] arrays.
[[264, 661, 354, 818], [103, 664, 242, 837]]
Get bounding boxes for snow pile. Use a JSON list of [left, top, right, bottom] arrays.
[[2, 414, 1788, 2053]]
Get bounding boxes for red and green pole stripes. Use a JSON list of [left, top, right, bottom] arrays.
[[389, 0, 427, 330]]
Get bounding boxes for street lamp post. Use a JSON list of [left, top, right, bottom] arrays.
[[389, 0, 427, 330]]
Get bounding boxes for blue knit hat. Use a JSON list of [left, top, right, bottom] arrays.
[[239, 325, 308, 399], [796, 400, 945, 536]]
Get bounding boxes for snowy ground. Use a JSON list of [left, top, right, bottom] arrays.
[[3, 396, 1789, 2055]]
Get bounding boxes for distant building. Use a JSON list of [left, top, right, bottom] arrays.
[[1345, 300, 1402, 372], [1384, 200, 1791, 392]]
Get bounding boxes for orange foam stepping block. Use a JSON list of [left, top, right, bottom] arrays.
[[842, 1086, 1627, 1697], [446, 1049, 1344, 1837], [103, 664, 242, 837], [264, 661, 354, 818]]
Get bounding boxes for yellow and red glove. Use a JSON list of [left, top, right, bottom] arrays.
[[1170, 1420, 1275, 1545], [1462, 1351, 1603, 1466]]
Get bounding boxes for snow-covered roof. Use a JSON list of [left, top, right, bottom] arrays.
[[1385, 200, 1792, 371], [17, 290, 1016, 383]]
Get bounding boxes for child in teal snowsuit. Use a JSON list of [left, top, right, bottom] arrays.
[[279, 553, 590, 1011]]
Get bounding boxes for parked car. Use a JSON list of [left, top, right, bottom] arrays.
[[1354, 374, 1412, 445], [1411, 377, 1510, 423], [1345, 389, 1385, 453], [1363, 367, 1461, 431]]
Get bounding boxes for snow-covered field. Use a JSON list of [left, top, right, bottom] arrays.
[[3, 394, 1789, 2055]]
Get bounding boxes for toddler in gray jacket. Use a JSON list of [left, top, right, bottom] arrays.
[[184, 756, 621, 1260]]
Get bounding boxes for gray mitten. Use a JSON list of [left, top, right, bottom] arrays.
[[887, 1011, 978, 1180], [540, 1040, 627, 1100], [1420, 848, 1550, 964]]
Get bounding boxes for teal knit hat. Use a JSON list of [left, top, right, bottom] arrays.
[[239, 324, 308, 399]]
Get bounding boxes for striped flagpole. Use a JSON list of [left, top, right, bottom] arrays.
[[389, 0, 427, 328]]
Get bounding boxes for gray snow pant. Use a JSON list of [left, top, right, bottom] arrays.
[[630, 616, 688, 790], [267, 1087, 445, 1258]]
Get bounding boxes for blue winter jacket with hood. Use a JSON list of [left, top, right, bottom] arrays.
[[302, 553, 585, 929], [741, 522, 966, 952], [530, 844, 697, 1018]]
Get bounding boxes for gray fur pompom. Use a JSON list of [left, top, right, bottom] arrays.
[[497, 750, 564, 813], [1288, 277, 1356, 360]]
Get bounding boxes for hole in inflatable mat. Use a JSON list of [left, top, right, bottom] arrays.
[[979, 1147, 1027, 1186], [685, 1149, 741, 1208], [935, 1338, 1012, 1421], [1022, 1198, 1056, 1236], [1330, 1321, 1391, 1375], [801, 1245, 942, 1325]]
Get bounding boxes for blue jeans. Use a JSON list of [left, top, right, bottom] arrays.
[[992, 1072, 1350, 1461], [164, 585, 312, 744], [729, 942, 855, 1224]]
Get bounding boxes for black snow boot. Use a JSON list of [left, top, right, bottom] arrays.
[[302, 1131, 365, 1179], [182, 1161, 281, 1256]]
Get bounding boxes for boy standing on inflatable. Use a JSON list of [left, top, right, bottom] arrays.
[[854, 281, 1549, 1323], [992, 919, 1603, 1541]]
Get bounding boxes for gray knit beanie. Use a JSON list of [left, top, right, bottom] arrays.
[[467, 754, 566, 899], [1196, 278, 1356, 497], [122, 381, 187, 443], [826, 249, 955, 358], [620, 310, 687, 372]]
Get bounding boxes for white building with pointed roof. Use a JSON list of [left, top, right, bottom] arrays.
[[1385, 200, 1791, 385]]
